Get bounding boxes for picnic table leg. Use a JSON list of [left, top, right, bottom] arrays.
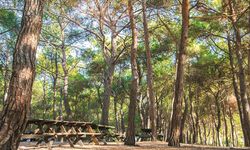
[[72, 127, 84, 146], [36, 139, 43, 146], [86, 125, 99, 145], [60, 125, 75, 148], [44, 137, 53, 150], [35, 124, 45, 146]]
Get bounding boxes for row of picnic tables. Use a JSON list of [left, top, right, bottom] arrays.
[[22, 119, 122, 149]]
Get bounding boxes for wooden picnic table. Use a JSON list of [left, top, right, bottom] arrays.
[[21, 119, 116, 149], [137, 128, 152, 141], [137, 128, 164, 141]]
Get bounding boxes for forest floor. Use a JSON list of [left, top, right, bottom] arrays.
[[18, 141, 250, 150]]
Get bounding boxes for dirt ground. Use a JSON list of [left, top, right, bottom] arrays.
[[18, 141, 250, 150]]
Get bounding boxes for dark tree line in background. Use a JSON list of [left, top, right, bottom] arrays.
[[0, 0, 249, 149]]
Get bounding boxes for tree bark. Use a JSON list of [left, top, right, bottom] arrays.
[[229, 107, 235, 146], [227, 33, 247, 144], [125, 0, 139, 145], [193, 110, 199, 144], [222, 103, 229, 146], [214, 93, 221, 146], [3, 48, 10, 105], [198, 121, 202, 144], [120, 97, 125, 134], [114, 95, 119, 132], [212, 125, 215, 145], [0, 0, 44, 149], [142, 0, 157, 141], [101, 23, 117, 125], [59, 19, 72, 120], [180, 90, 189, 143], [167, 0, 189, 146], [202, 120, 207, 145], [101, 61, 115, 125], [52, 52, 58, 120], [190, 98, 196, 144], [42, 73, 47, 119], [59, 87, 63, 120]]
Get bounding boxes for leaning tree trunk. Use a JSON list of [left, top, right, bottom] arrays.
[[0, 0, 44, 149], [142, 0, 157, 140], [167, 0, 189, 147], [125, 0, 139, 146]]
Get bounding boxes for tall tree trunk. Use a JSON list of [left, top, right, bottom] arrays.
[[167, 0, 189, 146], [0, 0, 44, 149], [125, 0, 139, 145], [193, 110, 199, 144], [101, 28, 116, 125], [189, 95, 195, 144], [207, 123, 211, 145], [114, 95, 119, 132], [202, 120, 207, 145], [222, 102, 229, 146], [198, 122, 202, 144], [52, 52, 58, 120], [42, 73, 47, 119], [120, 97, 125, 134], [227, 33, 247, 144], [159, 96, 164, 134], [214, 94, 221, 146], [101, 63, 115, 125], [59, 21, 72, 120], [228, 1, 250, 146], [141, 0, 157, 141], [180, 91, 189, 143], [186, 130, 189, 144], [137, 59, 143, 128], [229, 107, 235, 146], [212, 125, 215, 145], [59, 87, 63, 120], [138, 94, 144, 128]]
